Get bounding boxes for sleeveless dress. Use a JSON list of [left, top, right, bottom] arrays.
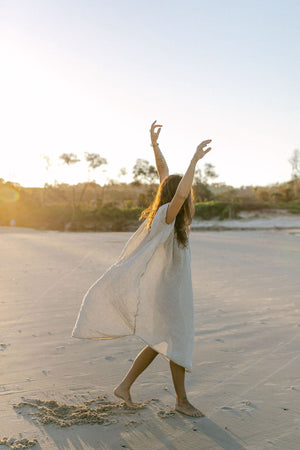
[[71, 202, 195, 372]]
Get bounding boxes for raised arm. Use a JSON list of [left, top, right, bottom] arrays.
[[150, 120, 169, 182], [166, 139, 212, 224]]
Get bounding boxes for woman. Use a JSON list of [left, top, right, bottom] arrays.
[[72, 121, 212, 417]]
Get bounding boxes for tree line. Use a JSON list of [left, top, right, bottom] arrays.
[[0, 149, 299, 231]]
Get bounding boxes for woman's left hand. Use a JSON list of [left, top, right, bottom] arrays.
[[150, 120, 162, 145]]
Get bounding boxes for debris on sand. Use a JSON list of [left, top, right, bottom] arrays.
[[13, 395, 146, 427], [157, 409, 176, 418], [0, 437, 38, 449]]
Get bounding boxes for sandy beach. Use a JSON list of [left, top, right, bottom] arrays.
[[192, 210, 300, 231], [0, 226, 299, 449]]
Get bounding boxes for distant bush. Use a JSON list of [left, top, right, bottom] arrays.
[[274, 200, 300, 214], [237, 200, 267, 211], [69, 205, 143, 231], [194, 201, 241, 220], [1, 178, 299, 232]]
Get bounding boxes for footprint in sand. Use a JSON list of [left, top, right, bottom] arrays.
[[241, 400, 256, 408], [55, 346, 65, 352], [0, 343, 10, 351], [238, 400, 257, 415], [157, 409, 176, 418], [125, 420, 141, 427], [220, 406, 241, 417], [285, 385, 299, 391]]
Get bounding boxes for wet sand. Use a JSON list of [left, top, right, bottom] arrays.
[[0, 227, 299, 449]]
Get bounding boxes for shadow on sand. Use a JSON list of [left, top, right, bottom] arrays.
[[12, 395, 246, 449]]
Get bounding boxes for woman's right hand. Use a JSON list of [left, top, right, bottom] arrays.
[[193, 140, 212, 162], [150, 120, 162, 145]]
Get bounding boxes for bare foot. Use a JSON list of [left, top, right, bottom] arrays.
[[175, 400, 205, 417], [113, 385, 137, 408]]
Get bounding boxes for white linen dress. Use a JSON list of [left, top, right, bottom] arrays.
[[71, 202, 195, 372]]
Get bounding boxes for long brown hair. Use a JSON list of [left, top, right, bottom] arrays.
[[139, 175, 195, 248]]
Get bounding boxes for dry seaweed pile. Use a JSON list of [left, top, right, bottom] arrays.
[[13, 395, 145, 427], [0, 437, 37, 449]]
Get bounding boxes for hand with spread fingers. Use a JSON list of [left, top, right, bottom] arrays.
[[193, 140, 212, 162]]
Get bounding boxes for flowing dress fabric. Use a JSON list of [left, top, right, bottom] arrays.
[[71, 202, 195, 372]]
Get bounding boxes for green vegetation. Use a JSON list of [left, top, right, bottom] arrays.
[[0, 177, 299, 231], [194, 201, 241, 220]]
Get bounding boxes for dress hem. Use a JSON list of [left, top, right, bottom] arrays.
[[71, 332, 192, 373]]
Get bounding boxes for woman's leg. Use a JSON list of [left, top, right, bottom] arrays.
[[114, 345, 158, 406], [169, 360, 205, 417]]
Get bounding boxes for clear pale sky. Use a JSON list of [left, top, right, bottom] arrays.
[[0, 0, 299, 188]]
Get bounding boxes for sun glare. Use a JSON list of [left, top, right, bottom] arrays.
[[0, 185, 20, 203]]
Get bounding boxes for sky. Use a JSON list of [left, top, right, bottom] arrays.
[[0, 0, 299, 188]]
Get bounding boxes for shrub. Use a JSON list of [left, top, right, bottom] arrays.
[[194, 201, 241, 220]]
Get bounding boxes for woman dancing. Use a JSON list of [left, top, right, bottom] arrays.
[[72, 121, 212, 417]]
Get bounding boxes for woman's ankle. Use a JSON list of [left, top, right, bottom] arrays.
[[176, 395, 188, 405], [118, 381, 131, 391]]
